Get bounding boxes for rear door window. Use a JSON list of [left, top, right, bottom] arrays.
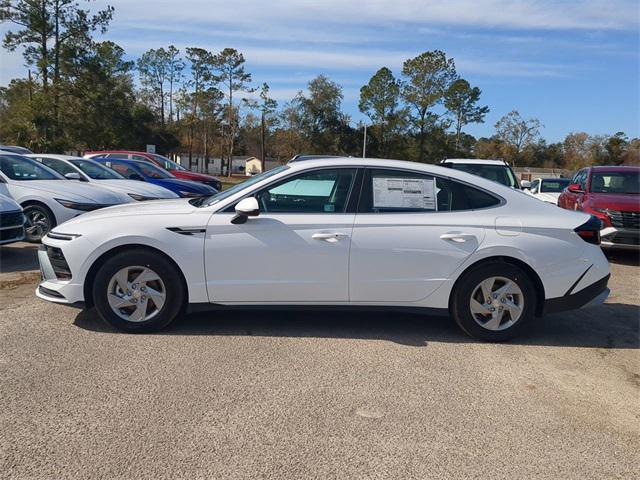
[[360, 169, 501, 213]]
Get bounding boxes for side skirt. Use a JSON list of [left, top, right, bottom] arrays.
[[186, 303, 450, 317]]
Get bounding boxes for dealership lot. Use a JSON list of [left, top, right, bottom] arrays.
[[0, 245, 638, 479]]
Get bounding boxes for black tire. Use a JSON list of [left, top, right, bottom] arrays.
[[450, 261, 537, 342], [92, 249, 185, 333], [23, 203, 55, 242]]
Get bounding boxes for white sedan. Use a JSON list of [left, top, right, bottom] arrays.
[[36, 158, 610, 341], [27, 154, 178, 201], [525, 177, 571, 205], [0, 153, 132, 242]]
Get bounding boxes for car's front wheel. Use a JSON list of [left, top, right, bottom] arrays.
[[450, 262, 537, 341], [23, 203, 55, 242], [92, 249, 185, 332]]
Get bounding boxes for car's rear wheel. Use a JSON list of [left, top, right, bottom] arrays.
[[23, 204, 54, 242], [92, 249, 185, 332], [450, 262, 537, 341]]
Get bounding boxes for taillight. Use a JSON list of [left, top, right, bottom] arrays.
[[574, 215, 602, 245]]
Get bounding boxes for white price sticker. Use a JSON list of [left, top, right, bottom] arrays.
[[372, 177, 437, 210]]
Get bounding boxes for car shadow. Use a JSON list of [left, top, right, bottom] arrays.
[[605, 249, 639, 267], [0, 242, 39, 274], [73, 302, 639, 349]]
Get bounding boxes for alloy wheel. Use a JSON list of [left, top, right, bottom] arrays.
[[25, 209, 50, 241], [469, 276, 524, 331], [107, 266, 166, 323]]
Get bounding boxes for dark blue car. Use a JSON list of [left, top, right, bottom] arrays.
[[93, 157, 217, 198]]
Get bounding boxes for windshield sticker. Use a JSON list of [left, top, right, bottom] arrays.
[[373, 177, 437, 210]]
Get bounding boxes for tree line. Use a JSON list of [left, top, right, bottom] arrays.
[[1, 0, 638, 174]]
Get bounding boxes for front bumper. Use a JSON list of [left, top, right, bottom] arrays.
[[543, 274, 610, 315], [600, 227, 639, 250], [36, 245, 84, 305]]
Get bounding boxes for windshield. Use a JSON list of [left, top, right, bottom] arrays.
[[195, 165, 290, 207], [151, 153, 186, 171], [70, 159, 124, 180], [540, 178, 570, 192], [137, 162, 174, 179], [591, 171, 639, 194], [0, 154, 63, 180], [447, 163, 518, 188]]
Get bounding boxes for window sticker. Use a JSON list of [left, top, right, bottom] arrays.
[[372, 177, 437, 210]]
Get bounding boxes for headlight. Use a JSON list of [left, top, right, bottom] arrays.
[[55, 199, 105, 211], [128, 193, 159, 201], [178, 191, 202, 198], [47, 231, 82, 241]]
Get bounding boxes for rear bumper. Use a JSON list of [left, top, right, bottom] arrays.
[[543, 274, 610, 315]]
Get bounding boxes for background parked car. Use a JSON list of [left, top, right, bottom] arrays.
[[28, 154, 179, 201], [0, 145, 34, 155], [440, 158, 522, 189], [558, 166, 639, 249], [524, 177, 570, 204], [0, 193, 25, 245], [84, 150, 222, 191], [0, 153, 133, 242], [93, 157, 217, 198]]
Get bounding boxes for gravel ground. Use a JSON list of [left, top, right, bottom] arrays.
[[0, 245, 638, 479]]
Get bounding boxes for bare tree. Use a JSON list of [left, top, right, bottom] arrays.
[[494, 110, 542, 166]]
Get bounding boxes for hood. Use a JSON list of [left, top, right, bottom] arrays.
[[154, 178, 217, 194], [171, 170, 219, 182], [588, 193, 640, 212], [55, 198, 197, 228], [93, 179, 178, 198], [0, 193, 21, 211], [10, 180, 130, 204]]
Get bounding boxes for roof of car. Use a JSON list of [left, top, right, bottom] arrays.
[[440, 158, 508, 165], [286, 156, 495, 179], [0, 146, 34, 154], [27, 154, 80, 161], [589, 165, 640, 172], [86, 150, 152, 155]]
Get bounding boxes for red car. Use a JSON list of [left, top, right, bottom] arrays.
[[84, 150, 222, 191], [558, 166, 639, 249]]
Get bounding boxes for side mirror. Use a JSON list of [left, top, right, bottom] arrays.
[[567, 183, 584, 194], [231, 197, 259, 224], [64, 172, 82, 181], [520, 180, 531, 189], [129, 173, 144, 181]]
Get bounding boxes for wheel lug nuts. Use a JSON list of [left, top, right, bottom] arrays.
[[489, 307, 495, 312], [501, 298, 506, 303], [492, 294, 498, 299]]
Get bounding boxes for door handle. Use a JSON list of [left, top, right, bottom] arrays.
[[440, 233, 476, 243], [312, 232, 348, 242]]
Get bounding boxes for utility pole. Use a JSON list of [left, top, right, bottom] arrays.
[[260, 112, 266, 172], [363, 124, 367, 158]]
